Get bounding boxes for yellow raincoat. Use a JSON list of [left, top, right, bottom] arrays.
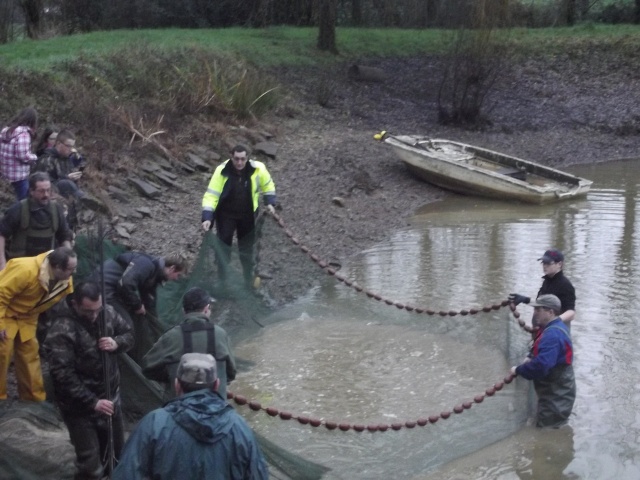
[[0, 250, 74, 401]]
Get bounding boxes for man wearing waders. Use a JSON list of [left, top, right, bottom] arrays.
[[511, 294, 576, 428], [201, 144, 276, 289], [141, 287, 236, 401]]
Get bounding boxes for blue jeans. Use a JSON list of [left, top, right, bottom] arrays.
[[11, 179, 29, 200]]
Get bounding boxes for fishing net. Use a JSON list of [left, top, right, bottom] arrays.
[[0, 213, 531, 479], [0, 216, 329, 480]]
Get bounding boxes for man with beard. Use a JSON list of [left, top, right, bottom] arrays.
[[0, 172, 73, 271], [45, 281, 134, 480]]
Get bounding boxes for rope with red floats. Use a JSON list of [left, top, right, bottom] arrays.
[[228, 372, 517, 433], [267, 211, 513, 317], [508, 303, 538, 335]]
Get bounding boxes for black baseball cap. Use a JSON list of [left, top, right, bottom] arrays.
[[182, 287, 215, 312], [539, 249, 564, 263]]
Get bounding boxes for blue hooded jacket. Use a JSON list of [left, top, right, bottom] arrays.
[[113, 389, 268, 479]]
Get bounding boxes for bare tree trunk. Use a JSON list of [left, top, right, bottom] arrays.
[[0, 0, 17, 43], [316, 0, 338, 54], [564, 0, 576, 26], [351, 0, 363, 25], [20, 0, 43, 38], [426, 0, 439, 26]]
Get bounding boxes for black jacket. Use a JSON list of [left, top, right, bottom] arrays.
[[92, 251, 166, 312]]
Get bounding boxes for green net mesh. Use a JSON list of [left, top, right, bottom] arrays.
[[0, 218, 329, 480]]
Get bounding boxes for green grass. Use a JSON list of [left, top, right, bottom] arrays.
[[3, 24, 637, 72]]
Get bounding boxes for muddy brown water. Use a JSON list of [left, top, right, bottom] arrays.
[[231, 159, 640, 479]]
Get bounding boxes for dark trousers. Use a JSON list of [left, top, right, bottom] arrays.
[[215, 213, 257, 286], [11, 179, 29, 200], [62, 406, 124, 480]]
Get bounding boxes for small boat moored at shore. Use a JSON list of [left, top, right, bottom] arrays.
[[376, 132, 593, 204]]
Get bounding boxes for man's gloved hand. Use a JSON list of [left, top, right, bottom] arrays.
[[508, 293, 530, 306], [266, 204, 275, 215], [202, 220, 211, 231]]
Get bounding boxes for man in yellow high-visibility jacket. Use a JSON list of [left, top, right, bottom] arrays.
[[201, 145, 276, 288]]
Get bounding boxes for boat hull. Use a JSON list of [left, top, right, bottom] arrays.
[[384, 135, 593, 204]]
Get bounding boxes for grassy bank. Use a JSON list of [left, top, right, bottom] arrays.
[[2, 24, 639, 71]]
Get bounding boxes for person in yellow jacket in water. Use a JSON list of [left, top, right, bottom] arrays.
[[0, 246, 76, 401], [201, 144, 277, 288]]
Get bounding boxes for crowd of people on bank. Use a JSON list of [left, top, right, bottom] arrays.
[[1, 105, 576, 478], [0, 106, 277, 479]]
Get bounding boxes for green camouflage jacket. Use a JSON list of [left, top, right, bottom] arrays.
[[44, 301, 134, 414]]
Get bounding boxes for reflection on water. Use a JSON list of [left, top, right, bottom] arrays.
[[233, 159, 640, 479]]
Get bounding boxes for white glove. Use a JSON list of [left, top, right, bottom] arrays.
[[266, 205, 275, 215], [202, 220, 211, 231]]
